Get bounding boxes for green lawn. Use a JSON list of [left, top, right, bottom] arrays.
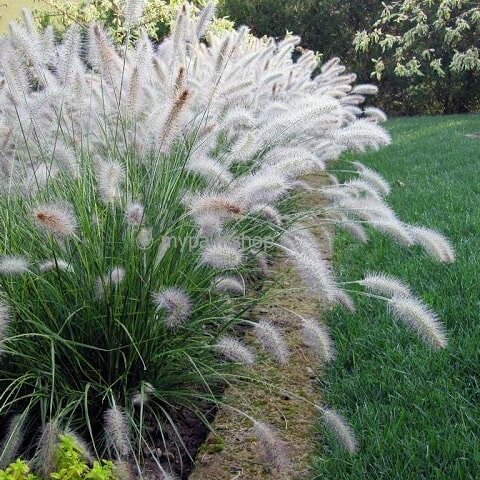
[[313, 114, 480, 479]]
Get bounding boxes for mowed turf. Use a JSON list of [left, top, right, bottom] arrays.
[[313, 114, 480, 479]]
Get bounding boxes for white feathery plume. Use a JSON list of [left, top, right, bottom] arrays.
[[132, 383, 154, 407], [186, 156, 233, 186], [152, 287, 192, 329], [0, 256, 30, 276], [0, 415, 23, 469], [88, 23, 121, 81], [337, 217, 368, 243], [96, 161, 125, 204], [283, 246, 338, 304], [352, 84, 378, 95], [104, 405, 130, 458], [0, 302, 11, 347], [232, 171, 291, 207], [95, 266, 126, 299], [137, 227, 153, 249], [216, 336, 255, 366], [321, 408, 358, 454], [253, 320, 290, 364], [364, 106, 388, 123], [372, 220, 414, 246], [34, 421, 60, 477], [357, 166, 391, 196], [249, 204, 282, 225], [32, 202, 77, 238], [359, 273, 411, 298], [39, 259, 73, 273], [333, 289, 356, 313], [252, 421, 289, 472], [409, 226, 455, 263], [63, 429, 94, 463], [213, 275, 245, 296], [388, 296, 447, 349], [196, 1, 216, 39], [123, 0, 147, 28], [201, 240, 244, 269], [301, 317, 335, 363], [125, 202, 144, 226], [343, 179, 384, 201], [186, 193, 244, 219]]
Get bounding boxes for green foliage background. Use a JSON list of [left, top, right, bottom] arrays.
[[218, 0, 480, 115]]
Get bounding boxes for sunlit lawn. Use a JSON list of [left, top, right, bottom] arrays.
[[313, 114, 480, 479]]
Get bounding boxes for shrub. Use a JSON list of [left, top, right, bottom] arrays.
[[34, 0, 233, 43], [0, 1, 454, 475], [354, 0, 480, 113]]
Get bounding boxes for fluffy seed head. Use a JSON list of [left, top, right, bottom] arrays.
[[95, 266, 126, 299], [253, 320, 290, 364], [0, 415, 23, 469], [63, 430, 94, 463], [123, 0, 146, 27], [359, 273, 411, 298], [357, 166, 391, 196], [137, 227, 153, 249], [301, 318, 335, 363], [35, 421, 60, 477], [125, 202, 144, 226], [152, 287, 192, 329], [33, 202, 77, 238], [0, 256, 29, 276], [0, 302, 11, 343], [39, 259, 73, 273], [253, 421, 289, 472], [409, 226, 455, 263], [333, 289, 356, 313], [201, 241, 244, 269], [109, 266, 126, 285], [97, 161, 124, 203], [216, 336, 255, 366], [104, 406, 129, 458], [388, 296, 447, 349], [213, 275, 245, 296], [321, 408, 358, 454]]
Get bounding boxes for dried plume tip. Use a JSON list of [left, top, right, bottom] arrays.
[[152, 287, 192, 329], [104, 405, 130, 458], [33, 202, 77, 238], [387, 296, 447, 349], [216, 336, 255, 366], [321, 408, 358, 454]]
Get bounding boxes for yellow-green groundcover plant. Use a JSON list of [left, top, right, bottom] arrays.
[[0, 436, 114, 480]]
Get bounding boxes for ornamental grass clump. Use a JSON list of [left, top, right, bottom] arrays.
[[0, 1, 454, 475]]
